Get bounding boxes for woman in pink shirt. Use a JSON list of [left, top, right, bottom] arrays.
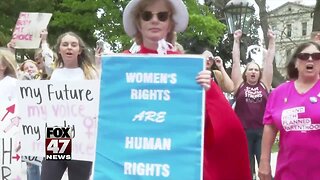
[[259, 41, 320, 180]]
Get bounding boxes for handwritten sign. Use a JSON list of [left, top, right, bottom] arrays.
[[21, 156, 42, 166], [94, 55, 205, 179], [17, 80, 100, 161], [0, 95, 22, 179], [13, 12, 52, 49]]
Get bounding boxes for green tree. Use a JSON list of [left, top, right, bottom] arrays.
[[255, 0, 285, 86], [96, 0, 226, 53], [0, 0, 225, 56], [208, 0, 286, 87], [49, 0, 104, 47], [179, 0, 226, 54]]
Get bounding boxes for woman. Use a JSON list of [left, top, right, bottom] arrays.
[[0, 48, 17, 101], [259, 41, 320, 180], [122, 0, 251, 179], [33, 29, 55, 79], [19, 59, 42, 180], [202, 50, 234, 93], [231, 29, 275, 179], [19, 59, 42, 80], [40, 32, 98, 180]]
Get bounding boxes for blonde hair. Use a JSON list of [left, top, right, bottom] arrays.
[[0, 49, 17, 78], [19, 59, 38, 72], [54, 32, 98, 80], [175, 42, 184, 53], [132, 0, 176, 45]]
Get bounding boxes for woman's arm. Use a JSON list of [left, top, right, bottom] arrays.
[[214, 56, 234, 93], [231, 29, 243, 92], [7, 39, 15, 54], [258, 124, 277, 180], [261, 29, 276, 91], [39, 29, 54, 76]]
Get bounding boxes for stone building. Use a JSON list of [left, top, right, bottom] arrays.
[[268, 2, 314, 77]]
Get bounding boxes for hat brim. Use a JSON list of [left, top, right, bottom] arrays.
[[123, 0, 189, 37]]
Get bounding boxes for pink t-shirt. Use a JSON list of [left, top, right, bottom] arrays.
[[264, 80, 320, 180]]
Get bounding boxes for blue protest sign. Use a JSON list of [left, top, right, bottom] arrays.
[[94, 55, 205, 180]]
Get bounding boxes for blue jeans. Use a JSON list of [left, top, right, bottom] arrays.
[[27, 163, 40, 180], [245, 128, 263, 179]]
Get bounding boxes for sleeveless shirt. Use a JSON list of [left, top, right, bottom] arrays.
[[235, 82, 268, 129]]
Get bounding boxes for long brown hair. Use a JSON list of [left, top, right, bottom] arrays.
[[286, 41, 320, 80], [54, 32, 98, 80]]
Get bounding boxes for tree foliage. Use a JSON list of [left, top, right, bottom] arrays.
[[0, 0, 225, 55], [180, 0, 226, 53], [209, 0, 285, 87]]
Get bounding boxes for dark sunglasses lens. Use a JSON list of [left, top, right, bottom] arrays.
[[297, 53, 320, 60], [297, 53, 310, 60], [311, 53, 320, 60], [157, 12, 169, 21], [207, 57, 214, 61], [141, 11, 152, 21]]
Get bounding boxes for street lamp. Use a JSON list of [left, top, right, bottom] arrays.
[[224, 0, 255, 35]]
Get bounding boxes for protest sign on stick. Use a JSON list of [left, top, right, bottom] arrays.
[[12, 12, 52, 49]]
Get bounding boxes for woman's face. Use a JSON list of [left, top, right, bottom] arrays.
[[23, 61, 38, 75], [138, 0, 172, 44], [295, 44, 320, 78], [203, 54, 214, 70], [245, 63, 260, 85], [34, 54, 45, 71], [59, 34, 81, 68]]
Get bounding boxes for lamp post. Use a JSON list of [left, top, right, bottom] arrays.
[[224, 0, 255, 35]]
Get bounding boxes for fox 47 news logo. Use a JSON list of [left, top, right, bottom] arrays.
[[45, 127, 72, 160]]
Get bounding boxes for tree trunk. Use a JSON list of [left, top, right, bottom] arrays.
[[255, 0, 285, 87], [312, 0, 320, 31]]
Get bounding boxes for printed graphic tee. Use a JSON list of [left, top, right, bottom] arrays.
[[264, 80, 320, 180]]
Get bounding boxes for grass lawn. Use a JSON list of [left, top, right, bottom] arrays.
[[271, 142, 279, 153]]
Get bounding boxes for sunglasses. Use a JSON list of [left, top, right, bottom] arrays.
[[207, 57, 214, 61], [296, 53, 320, 61], [140, 11, 170, 22]]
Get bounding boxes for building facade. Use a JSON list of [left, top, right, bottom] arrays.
[[268, 2, 314, 77]]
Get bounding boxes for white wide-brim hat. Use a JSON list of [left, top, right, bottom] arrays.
[[123, 0, 189, 37]]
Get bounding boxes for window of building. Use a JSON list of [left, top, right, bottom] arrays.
[[287, 24, 292, 38], [302, 22, 307, 36]]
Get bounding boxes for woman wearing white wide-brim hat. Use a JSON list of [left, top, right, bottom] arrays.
[[120, 0, 251, 179], [123, 0, 189, 55]]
